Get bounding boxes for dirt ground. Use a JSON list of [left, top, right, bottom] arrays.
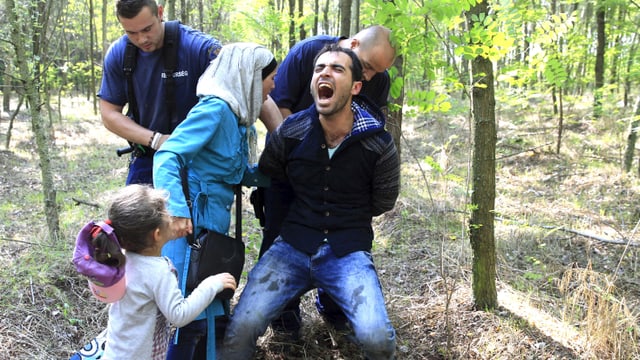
[[0, 99, 638, 359]]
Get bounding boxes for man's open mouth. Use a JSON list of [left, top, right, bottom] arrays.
[[318, 83, 334, 100]]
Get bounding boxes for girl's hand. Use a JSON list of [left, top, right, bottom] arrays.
[[211, 272, 237, 291], [170, 216, 192, 239]]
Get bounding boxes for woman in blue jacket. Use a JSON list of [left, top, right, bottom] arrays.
[[153, 42, 277, 359]]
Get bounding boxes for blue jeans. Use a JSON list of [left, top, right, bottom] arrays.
[[220, 239, 396, 360], [261, 181, 347, 332]]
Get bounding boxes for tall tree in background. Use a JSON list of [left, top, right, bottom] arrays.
[[179, 0, 188, 24], [165, 0, 176, 20], [322, 0, 329, 34], [352, 0, 359, 34], [6, 0, 61, 241], [298, 0, 306, 40], [312, 0, 319, 35], [623, 98, 640, 173], [101, 0, 108, 57], [466, 0, 497, 310], [287, 0, 295, 48], [387, 54, 404, 159], [197, 0, 204, 30], [1, 60, 9, 113], [623, 32, 638, 107], [339, 0, 351, 36], [593, 0, 606, 118], [89, 0, 97, 114]]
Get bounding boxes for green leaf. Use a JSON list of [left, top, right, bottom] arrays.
[[390, 76, 404, 99]]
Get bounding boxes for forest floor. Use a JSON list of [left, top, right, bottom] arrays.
[[0, 95, 639, 359]]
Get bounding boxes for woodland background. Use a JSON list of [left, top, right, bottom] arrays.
[[1, 0, 640, 359]]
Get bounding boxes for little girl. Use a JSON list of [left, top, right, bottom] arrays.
[[73, 184, 236, 360]]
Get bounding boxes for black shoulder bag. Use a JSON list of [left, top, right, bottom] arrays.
[[180, 167, 245, 300]]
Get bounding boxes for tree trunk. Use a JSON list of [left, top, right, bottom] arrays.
[[352, 0, 360, 34], [89, 0, 97, 114], [466, 0, 497, 310], [339, 0, 352, 36], [593, 1, 605, 118], [180, 0, 188, 24], [3, 96, 24, 150], [387, 55, 403, 161], [298, 0, 306, 40], [288, 0, 295, 49], [7, 0, 60, 242], [268, 0, 282, 54], [609, 6, 624, 91], [624, 98, 640, 173], [165, 0, 176, 20], [197, 0, 204, 31], [102, 0, 108, 57], [322, 0, 329, 34], [623, 33, 638, 108], [556, 89, 564, 154], [1, 60, 9, 113], [313, 0, 318, 35]]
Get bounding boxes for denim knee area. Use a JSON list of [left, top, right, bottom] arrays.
[[356, 323, 396, 360], [221, 239, 312, 358], [313, 249, 396, 359]]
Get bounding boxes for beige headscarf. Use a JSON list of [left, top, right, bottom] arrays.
[[196, 43, 275, 163]]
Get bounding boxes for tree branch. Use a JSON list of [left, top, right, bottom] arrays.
[[72, 197, 100, 208], [495, 217, 640, 247], [0, 237, 42, 246], [539, 225, 639, 247]]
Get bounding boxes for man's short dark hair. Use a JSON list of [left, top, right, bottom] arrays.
[[116, 0, 158, 19], [313, 43, 363, 82]]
